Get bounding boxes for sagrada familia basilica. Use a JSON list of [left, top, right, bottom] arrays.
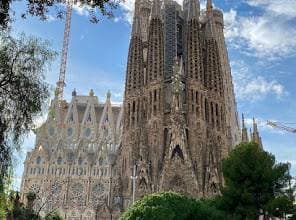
[[20, 0, 263, 219]]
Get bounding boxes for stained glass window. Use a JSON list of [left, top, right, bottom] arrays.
[[90, 183, 105, 204], [67, 127, 73, 137], [87, 113, 91, 122], [84, 128, 91, 137], [78, 157, 83, 165], [49, 127, 55, 136], [36, 156, 41, 164], [99, 157, 103, 166], [29, 183, 40, 194], [57, 157, 62, 165], [67, 152, 74, 162], [51, 182, 62, 195], [69, 182, 84, 206]]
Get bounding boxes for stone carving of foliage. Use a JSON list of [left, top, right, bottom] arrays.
[[29, 183, 40, 194], [90, 183, 105, 205], [51, 181, 62, 198], [69, 182, 84, 206]]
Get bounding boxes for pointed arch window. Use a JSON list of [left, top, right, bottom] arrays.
[[87, 112, 92, 122], [99, 157, 103, 166], [36, 156, 41, 164], [84, 128, 91, 137], [69, 112, 74, 122], [57, 157, 62, 165], [78, 157, 83, 165], [171, 145, 184, 160]]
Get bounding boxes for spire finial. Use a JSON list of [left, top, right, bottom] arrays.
[[206, 0, 213, 15], [72, 88, 77, 96], [132, 16, 141, 37], [151, 0, 161, 18], [241, 113, 249, 143], [251, 117, 263, 148], [107, 90, 111, 99], [253, 117, 258, 132], [54, 87, 59, 98], [242, 113, 245, 128], [188, 0, 200, 20], [89, 89, 94, 97]]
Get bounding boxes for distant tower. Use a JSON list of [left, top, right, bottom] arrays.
[[252, 118, 263, 148], [241, 114, 249, 143]]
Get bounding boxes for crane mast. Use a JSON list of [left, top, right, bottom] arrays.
[[56, 1, 73, 100]]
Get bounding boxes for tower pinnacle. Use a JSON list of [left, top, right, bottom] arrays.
[[252, 118, 263, 148], [241, 114, 249, 143], [151, 0, 161, 18], [242, 114, 246, 128], [188, 0, 200, 20], [206, 0, 213, 15], [132, 16, 142, 37]]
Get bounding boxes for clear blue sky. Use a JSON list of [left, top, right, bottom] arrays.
[[10, 0, 296, 189]]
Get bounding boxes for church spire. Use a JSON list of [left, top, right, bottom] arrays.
[[206, 0, 213, 15], [132, 0, 142, 37], [188, 0, 200, 20], [132, 16, 141, 37], [151, 0, 161, 18], [241, 114, 249, 143], [252, 117, 259, 135], [252, 118, 263, 148], [125, 3, 144, 93]]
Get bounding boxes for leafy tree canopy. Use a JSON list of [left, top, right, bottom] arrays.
[[0, 32, 56, 192], [220, 142, 293, 219], [120, 192, 229, 220], [0, 0, 120, 30], [2, 191, 63, 219]]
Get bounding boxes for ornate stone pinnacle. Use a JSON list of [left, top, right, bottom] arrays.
[[72, 88, 77, 96], [107, 90, 111, 99], [89, 89, 94, 96]]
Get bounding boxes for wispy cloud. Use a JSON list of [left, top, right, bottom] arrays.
[[73, 4, 90, 17], [120, 0, 135, 24], [231, 60, 286, 101], [246, 0, 296, 18], [119, 0, 207, 24], [224, 1, 296, 59]]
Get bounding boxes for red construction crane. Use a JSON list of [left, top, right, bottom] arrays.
[[267, 120, 296, 134], [56, 0, 73, 101]]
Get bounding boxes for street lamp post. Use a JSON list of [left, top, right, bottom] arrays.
[[130, 164, 138, 205]]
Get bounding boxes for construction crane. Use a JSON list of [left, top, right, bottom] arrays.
[[267, 120, 296, 134], [55, 0, 73, 101]]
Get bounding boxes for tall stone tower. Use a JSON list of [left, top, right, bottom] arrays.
[[118, 0, 240, 209]]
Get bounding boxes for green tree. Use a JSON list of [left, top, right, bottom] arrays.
[[0, 32, 56, 195], [220, 142, 293, 219], [120, 192, 228, 220], [5, 191, 39, 220], [44, 211, 63, 220], [266, 196, 294, 218], [0, 0, 119, 30]]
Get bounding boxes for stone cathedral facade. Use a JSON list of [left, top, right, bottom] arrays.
[[20, 90, 124, 219], [117, 0, 240, 209], [20, 0, 248, 219]]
